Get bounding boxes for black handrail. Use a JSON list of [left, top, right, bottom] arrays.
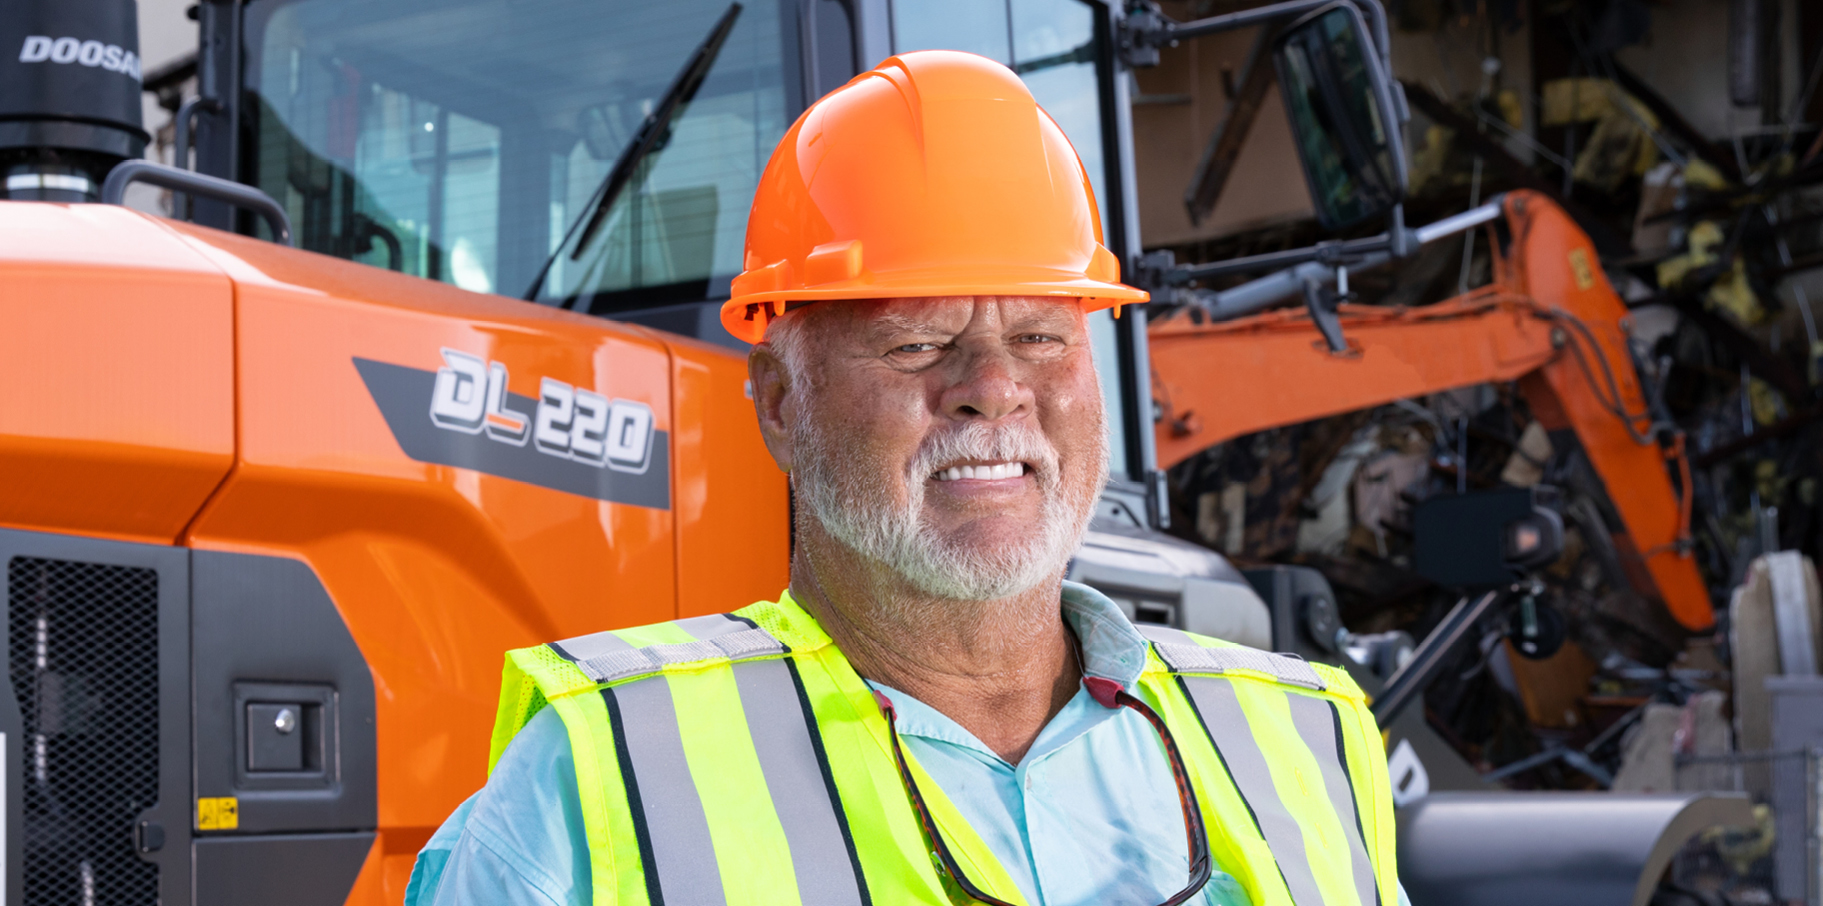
[[100, 160, 294, 247]]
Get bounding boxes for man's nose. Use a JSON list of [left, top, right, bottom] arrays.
[[939, 345, 1033, 422]]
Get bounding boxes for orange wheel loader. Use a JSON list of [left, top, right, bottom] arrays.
[[0, 197, 792, 904]]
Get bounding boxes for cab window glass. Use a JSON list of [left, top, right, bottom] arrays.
[[891, 0, 1012, 64], [246, 0, 789, 312]]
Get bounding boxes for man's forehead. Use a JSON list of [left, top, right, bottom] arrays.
[[842, 296, 1083, 335]]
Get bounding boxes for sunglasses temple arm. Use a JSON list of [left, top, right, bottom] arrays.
[[878, 693, 1024, 906], [1117, 691, 1214, 906]]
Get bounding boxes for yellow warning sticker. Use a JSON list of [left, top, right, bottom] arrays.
[[1568, 247, 1597, 290], [197, 796, 239, 831]]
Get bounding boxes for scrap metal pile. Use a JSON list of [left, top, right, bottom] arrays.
[[1139, 1, 1823, 902]]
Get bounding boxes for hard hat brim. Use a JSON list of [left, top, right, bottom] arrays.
[[721, 270, 1148, 344]]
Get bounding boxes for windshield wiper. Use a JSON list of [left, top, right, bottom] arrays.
[[523, 2, 743, 303]]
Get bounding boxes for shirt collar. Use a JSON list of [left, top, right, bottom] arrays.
[[1059, 580, 1151, 691], [867, 583, 1152, 762]]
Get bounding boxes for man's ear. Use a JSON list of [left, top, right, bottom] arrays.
[[748, 343, 795, 473]]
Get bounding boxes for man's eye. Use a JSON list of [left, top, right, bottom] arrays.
[[1017, 334, 1058, 344], [894, 343, 939, 354]]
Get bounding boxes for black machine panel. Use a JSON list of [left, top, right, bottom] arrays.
[[0, 0, 146, 153], [0, 529, 378, 906], [1412, 486, 1565, 588], [194, 833, 376, 906], [191, 551, 377, 836]]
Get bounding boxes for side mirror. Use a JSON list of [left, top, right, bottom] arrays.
[[1273, 2, 1407, 231]]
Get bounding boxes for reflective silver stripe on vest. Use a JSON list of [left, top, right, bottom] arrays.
[[587, 615, 867, 905], [549, 613, 756, 669], [1285, 694, 1379, 906], [1136, 624, 1326, 691], [603, 676, 728, 906], [548, 628, 632, 664], [675, 612, 757, 640], [1177, 675, 1330, 906], [730, 657, 868, 906], [555, 614, 787, 684]]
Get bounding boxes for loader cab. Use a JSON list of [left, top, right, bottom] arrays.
[[207, 0, 1160, 517]]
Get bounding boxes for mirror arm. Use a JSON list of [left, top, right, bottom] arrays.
[[1355, 0, 1396, 106], [1122, 0, 1397, 69], [1163, 0, 1330, 42], [1150, 196, 1502, 289], [1171, 232, 1392, 282], [1136, 198, 1509, 320], [1410, 195, 1506, 244], [1185, 253, 1388, 322], [1301, 275, 1351, 353]]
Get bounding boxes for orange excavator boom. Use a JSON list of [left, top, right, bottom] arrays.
[[1150, 191, 1711, 630]]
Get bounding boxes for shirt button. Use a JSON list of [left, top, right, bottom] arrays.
[[1024, 773, 1035, 791]]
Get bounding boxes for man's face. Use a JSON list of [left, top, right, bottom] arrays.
[[769, 296, 1108, 601]]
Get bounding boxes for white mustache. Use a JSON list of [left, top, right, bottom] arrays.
[[908, 422, 1060, 491], [789, 394, 1106, 601]]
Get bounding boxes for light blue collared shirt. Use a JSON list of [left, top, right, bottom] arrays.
[[408, 582, 1399, 906], [860, 581, 1247, 905]]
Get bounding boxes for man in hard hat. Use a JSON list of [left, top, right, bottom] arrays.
[[410, 51, 1399, 906]]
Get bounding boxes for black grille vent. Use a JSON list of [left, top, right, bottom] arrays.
[[8, 557, 160, 905]]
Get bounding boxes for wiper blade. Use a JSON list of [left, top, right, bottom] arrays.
[[523, 2, 743, 302]]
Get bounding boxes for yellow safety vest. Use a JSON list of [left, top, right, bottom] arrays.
[[491, 592, 1398, 906]]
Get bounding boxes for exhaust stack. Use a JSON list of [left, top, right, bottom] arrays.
[[0, 0, 147, 202]]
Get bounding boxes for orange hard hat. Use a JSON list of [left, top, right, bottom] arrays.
[[722, 50, 1147, 344]]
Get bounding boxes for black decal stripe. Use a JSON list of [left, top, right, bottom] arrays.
[[353, 357, 671, 509]]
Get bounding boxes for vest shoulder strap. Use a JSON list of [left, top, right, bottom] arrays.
[[507, 610, 885, 906], [491, 613, 790, 773], [550, 613, 787, 685], [1133, 623, 1346, 694], [1135, 624, 1393, 906]]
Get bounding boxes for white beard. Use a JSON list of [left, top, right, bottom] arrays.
[[791, 406, 1107, 602]]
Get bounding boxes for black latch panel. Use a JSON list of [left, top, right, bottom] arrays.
[[245, 702, 307, 772], [192, 552, 377, 835], [231, 682, 334, 787]]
